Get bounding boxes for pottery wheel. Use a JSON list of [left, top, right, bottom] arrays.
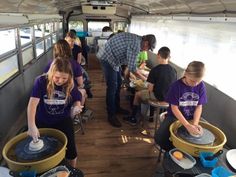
[[15, 136, 59, 161], [177, 126, 215, 145]]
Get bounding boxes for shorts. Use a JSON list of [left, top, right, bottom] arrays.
[[140, 90, 156, 102]]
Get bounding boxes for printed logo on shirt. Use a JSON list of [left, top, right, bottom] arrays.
[[43, 90, 67, 115], [179, 92, 199, 118], [44, 99, 66, 105], [179, 101, 198, 106]]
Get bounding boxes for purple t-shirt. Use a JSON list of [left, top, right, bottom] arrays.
[[31, 75, 82, 125], [44, 59, 82, 86], [166, 78, 207, 120]]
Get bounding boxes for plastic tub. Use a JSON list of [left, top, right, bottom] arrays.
[[211, 166, 233, 177], [199, 152, 218, 168], [169, 148, 196, 169]]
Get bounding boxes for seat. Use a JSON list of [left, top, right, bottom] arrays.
[[73, 114, 85, 135], [141, 99, 169, 135], [147, 99, 169, 132], [73, 109, 94, 135], [142, 99, 169, 162]]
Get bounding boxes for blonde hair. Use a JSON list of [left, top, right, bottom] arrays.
[[53, 39, 72, 59], [47, 57, 74, 101], [185, 61, 205, 78]]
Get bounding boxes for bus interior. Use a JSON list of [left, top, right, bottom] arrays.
[[1, 0, 236, 176]]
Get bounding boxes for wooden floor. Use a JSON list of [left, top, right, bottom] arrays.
[[75, 54, 162, 177]]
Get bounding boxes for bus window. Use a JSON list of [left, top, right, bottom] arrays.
[[45, 22, 54, 36], [0, 54, 18, 85], [34, 24, 44, 39], [45, 36, 52, 50], [55, 21, 59, 31], [22, 45, 34, 66], [130, 17, 236, 99], [35, 40, 44, 57], [113, 21, 128, 33], [0, 29, 16, 55], [58, 22, 63, 39], [19, 27, 33, 46], [52, 33, 57, 44], [88, 21, 110, 36], [52, 21, 60, 44], [34, 24, 44, 57], [69, 20, 84, 32]]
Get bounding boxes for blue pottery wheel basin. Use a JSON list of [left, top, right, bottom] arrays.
[[2, 128, 67, 174], [15, 135, 59, 161]]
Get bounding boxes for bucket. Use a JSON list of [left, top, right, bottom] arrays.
[[199, 152, 218, 168]]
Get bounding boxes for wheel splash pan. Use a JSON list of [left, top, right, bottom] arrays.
[[2, 128, 67, 174], [170, 121, 227, 157]]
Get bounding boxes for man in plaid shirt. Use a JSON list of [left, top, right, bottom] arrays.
[[97, 32, 156, 127]]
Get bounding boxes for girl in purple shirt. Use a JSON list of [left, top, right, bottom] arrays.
[[27, 58, 83, 167], [154, 61, 207, 151], [44, 39, 87, 106]]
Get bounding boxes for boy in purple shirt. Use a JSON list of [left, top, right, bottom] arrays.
[[154, 61, 207, 151], [27, 58, 83, 167]]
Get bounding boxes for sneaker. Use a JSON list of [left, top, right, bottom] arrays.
[[108, 115, 122, 127], [81, 107, 88, 114], [123, 116, 137, 126], [81, 109, 93, 121], [116, 107, 130, 115], [74, 116, 81, 125]]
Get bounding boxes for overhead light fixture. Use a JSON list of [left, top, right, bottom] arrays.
[[82, 5, 116, 15], [86, 0, 117, 6], [0, 13, 28, 25], [27, 14, 62, 20]]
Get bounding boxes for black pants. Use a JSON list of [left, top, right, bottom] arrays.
[[36, 118, 77, 160], [154, 116, 176, 151]]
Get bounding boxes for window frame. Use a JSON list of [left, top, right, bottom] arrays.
[[0, 20, 62, 88]]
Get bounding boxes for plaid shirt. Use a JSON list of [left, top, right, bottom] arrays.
[[98, 32, 142, 72]]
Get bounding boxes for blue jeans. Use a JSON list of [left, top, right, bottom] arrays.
[[100, 60, 122, 116]]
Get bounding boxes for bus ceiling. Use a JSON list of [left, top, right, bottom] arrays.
[[1, 0, 236, 26]]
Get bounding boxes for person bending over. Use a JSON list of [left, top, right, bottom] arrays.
[[27, 58, 83, 167], [97, 32, 156, 127], [154, 61, 207, 151]]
